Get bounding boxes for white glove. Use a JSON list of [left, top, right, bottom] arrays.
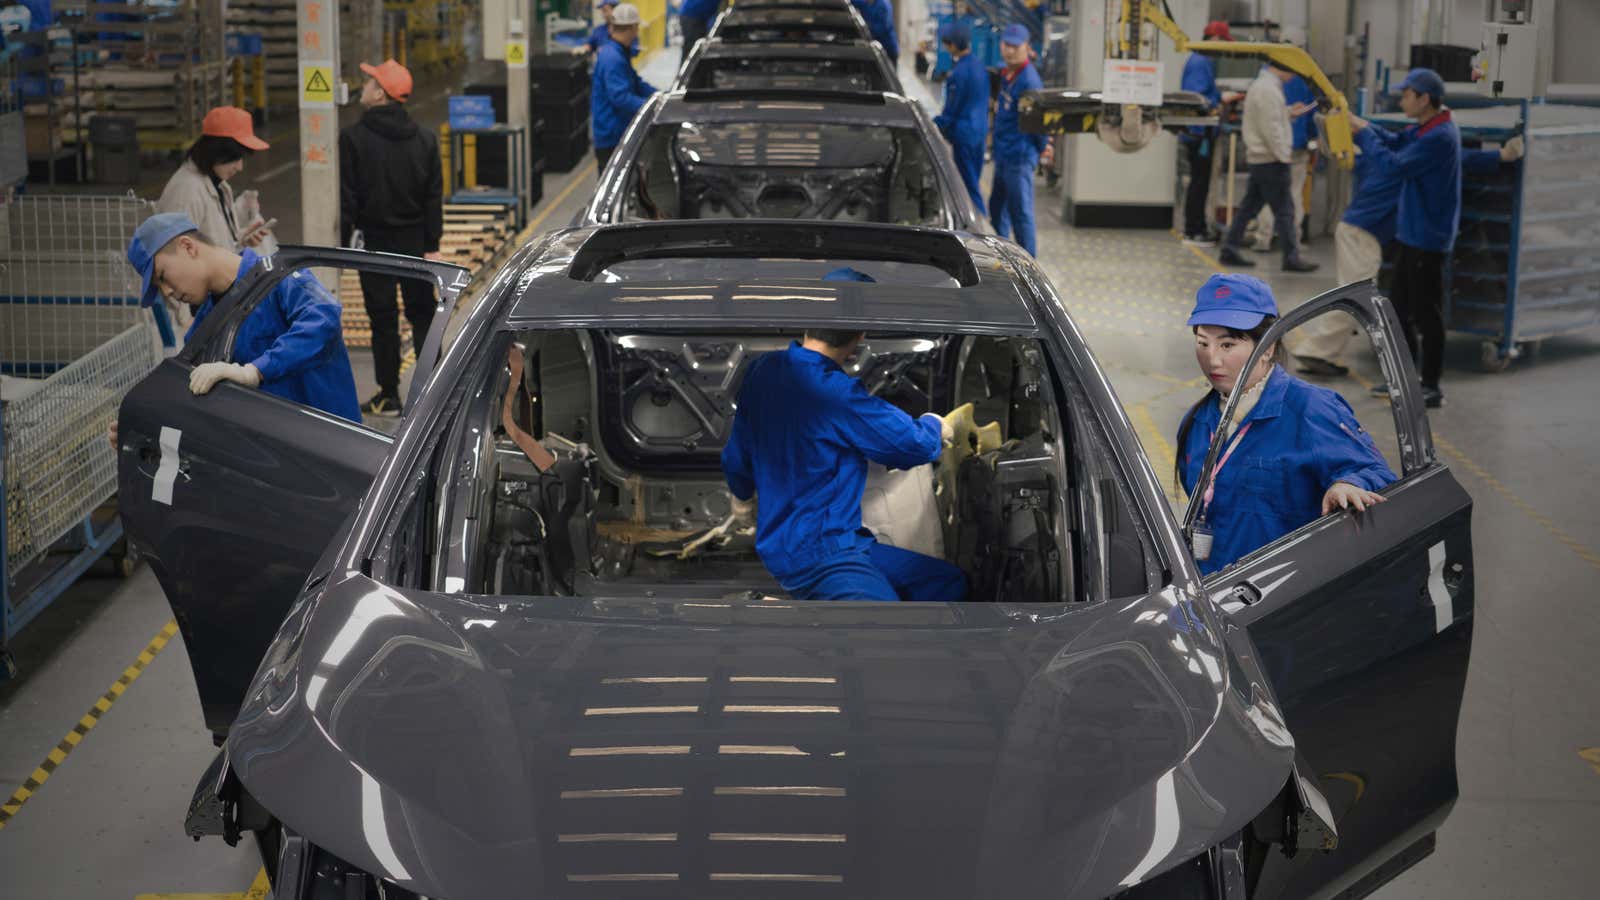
[[923, 411, 955, 445], [730, 493, 756, 523], [189, 362, 261, 396], [1500, 135, 1525, 162]]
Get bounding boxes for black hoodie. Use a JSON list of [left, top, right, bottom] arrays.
[[339, 104, 443, 251]]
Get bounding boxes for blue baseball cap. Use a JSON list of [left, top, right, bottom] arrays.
[[1400, 67, 1445, 104], [126, 212, 200, 308], [1000, 24, 1030, 47], [823, 266, 875, 283], [599, 0, 618, 6], [1187, 273, 1278, 330], [937, 21, 971, 50]]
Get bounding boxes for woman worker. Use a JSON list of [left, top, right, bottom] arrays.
[[1176, 273, 1396, 574], [157, 107, 273, 325]]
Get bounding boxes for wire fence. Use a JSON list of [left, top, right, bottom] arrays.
[[2, 193, 163, 576]]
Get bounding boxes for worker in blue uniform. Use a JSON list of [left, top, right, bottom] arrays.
[[989, 24, 1050, 257], [591, 3, 658, 171], [1176, 274, 1395, 575], [1348, 68, 1460, 409], [721, 268, 968, 602], [125, 212, 361, 422], [582, 0, 638, 56], [932, 20, 987, 215], [851, 0, 899, 64], [1179, 21, 1239, 245], [677, 0, 720, 62]]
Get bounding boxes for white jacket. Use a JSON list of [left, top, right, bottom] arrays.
[[157, 160, 240, 249], [1242, 70, 1293, 166]]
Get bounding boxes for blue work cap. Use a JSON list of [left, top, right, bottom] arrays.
[[937, 21, 971, 50], [126, 212, 200, 309], [822, 267, 876, 283], [1400, 67, 1445, 104], [1187, 273, 1278, 330], [1000, 23, 1030, 47], [599, 0, 618, 6]]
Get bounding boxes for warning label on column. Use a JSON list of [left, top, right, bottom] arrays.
[[505, 39, 528, 69], [301, 65, 334, 106]]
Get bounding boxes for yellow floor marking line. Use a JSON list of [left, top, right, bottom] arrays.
[[1129, 403, 1185, 509], [135, 867, 270, 900], [0, 621, 180, 832], [0, 620, 180, 832], [514, 158, 601, 247], [1180, 238, 1227, 274]]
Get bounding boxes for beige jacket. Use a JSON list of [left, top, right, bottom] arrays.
[[1242, 70, 1293, 166], [157, 160, 240, 249]]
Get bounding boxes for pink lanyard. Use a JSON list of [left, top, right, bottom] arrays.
[[1200, 422, 1253, 520]]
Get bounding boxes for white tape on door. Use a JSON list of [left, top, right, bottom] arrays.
[[153, 426, 182, 506]]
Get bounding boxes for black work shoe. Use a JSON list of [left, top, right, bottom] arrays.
[[1282, 257, 1321, 273], [1422, 385, 1445, 408], [1368, 382, 1391, 398], [1218, 247, 1255, 267], [362, 390, 402, 417], [1296, 356, 1349, 377]]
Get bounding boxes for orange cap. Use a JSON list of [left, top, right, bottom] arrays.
[[360, 59, 413, 102], [201, 106, 268, 151]]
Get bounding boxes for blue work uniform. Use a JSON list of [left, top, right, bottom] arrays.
[[1346, 145, 1500, 245], [1179, 53, 1220, 144], [186, 250, 362, 422], [1284, 75, 1315, 150], [1178, 366, 1395, 575], [721, 342, 967, 602], [1353, 112, 1462, 253], [851, 0, 899, 62], [591, 37, 658, 151], [586, 24, 640, 54], [989, 60, 1048, 256], [934, 50, 989, 214]]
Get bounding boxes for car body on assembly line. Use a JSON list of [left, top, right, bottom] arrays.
[[118, 222, 1474, 900], [675, 37, 903, 95], [707, 3, 872, 45], [582, 88, 984, 230]]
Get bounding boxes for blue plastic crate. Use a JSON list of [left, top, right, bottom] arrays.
[[225, 33, 262, 57], [449, 95, 496, 130]]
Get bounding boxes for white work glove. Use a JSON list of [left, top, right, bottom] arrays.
[[189, 362, 261, 396], [730, 493, 756, 524], [922, 411, 955, 445], [1500, 135, 1525, 162]]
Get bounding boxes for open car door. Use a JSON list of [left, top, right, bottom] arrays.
[[1181, 283, 1474, 899], [117, 247, 469, 739]]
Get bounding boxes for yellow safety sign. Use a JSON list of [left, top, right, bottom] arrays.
[[506, 39, 528, 69], [301, 65, 334, 105]]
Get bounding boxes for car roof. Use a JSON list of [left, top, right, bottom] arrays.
[[696, 39, 883, 61], [501, 221, 1040, 334], [713, 6, 867, 37], [731, 0, 852, 8], [653, 89, 923, 127]]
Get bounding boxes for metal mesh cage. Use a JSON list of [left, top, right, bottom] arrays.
[[2, 193, 164, 576]]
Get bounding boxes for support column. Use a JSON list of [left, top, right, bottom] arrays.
[[299, 0, 342, 256]]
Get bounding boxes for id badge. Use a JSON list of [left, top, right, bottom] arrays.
[[1191, 523, 1215, 561]]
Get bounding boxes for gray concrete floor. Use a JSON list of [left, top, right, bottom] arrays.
[[3, 48, 1599, 899]]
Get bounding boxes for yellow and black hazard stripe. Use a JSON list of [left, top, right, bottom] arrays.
[[0, 620, 179, 831]]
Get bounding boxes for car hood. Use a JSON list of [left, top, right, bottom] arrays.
[[229, 575, 1296, 900]]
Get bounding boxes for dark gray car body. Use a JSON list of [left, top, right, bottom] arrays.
[[119, 223, 1473, 900], [674, 38, 905, 94]]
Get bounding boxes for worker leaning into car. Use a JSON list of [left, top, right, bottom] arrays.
[[1176, 273, 1395, 575], [851, 0, 899, 65], [932, 20, 987, 215], [124, 212, 361, 422], [591, 3, 659, 171], [990, 24, 1051, 257], [721, 268, 967, 603]]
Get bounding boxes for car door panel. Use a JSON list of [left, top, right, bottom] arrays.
[[116, 247, 460, 736], [1181, 283, 1474, 899]]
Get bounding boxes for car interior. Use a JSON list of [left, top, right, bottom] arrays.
[[618, 120, 946, 224], [383, 324, 1160, 607], [681, 53, 894, 92]]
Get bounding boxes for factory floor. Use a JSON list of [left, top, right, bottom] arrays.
[[2, 51, 1598, 900]]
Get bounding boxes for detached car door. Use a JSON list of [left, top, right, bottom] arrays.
[[1182, 283, 1474, 899], [117, 247, 469, 739]]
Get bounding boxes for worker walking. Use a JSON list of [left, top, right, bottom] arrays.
[[1217, 61, 1318, 272], [1252, 29, 1315, 251], [124, 212, 360, 421], [339, 58, 444, 417], [677, 0, 720, 61], [851, 0, 899, 65], [591, 3, 658, 171], [1179, 21, 1240, 245], [990, 24, 1050, 257], [721, 268, 967, 602], [1348, 68, 1460, 408], [932, 20, 987, 215]]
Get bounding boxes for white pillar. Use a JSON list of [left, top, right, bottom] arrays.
[[298, 0, 342, 256]]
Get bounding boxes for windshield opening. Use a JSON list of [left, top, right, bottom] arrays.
[[621, 121, 946, 225]]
